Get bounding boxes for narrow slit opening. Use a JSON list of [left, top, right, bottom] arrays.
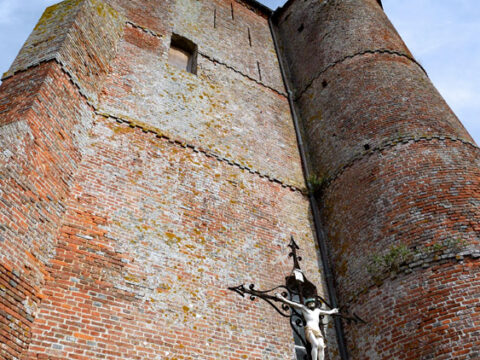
[[257, 61, 262, 81]]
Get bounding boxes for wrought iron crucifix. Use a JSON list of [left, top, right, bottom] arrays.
[[228, 236, 365, 360]]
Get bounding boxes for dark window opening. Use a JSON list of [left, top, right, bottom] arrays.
[[168, 34, 198, 74], [298, 23, 304, 32]]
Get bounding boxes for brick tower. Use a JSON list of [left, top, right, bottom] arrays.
[[0, 1, 478, 360], [274, 0, 480, 358]]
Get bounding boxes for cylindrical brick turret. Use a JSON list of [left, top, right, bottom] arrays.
[[275, 0, 480, 358]]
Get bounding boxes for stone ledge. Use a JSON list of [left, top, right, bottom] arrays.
[[294, 49, 426, 101], [346, 250, 480, 305], [95, 111, 303, 193], [318, 134, 479, 194]]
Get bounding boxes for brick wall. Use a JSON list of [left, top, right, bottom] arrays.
[[4, 0, 123, 104], [0, 0, 121, 357], [0, 0, 336, 359], [275, 0, 480, 358], [349, 258, 480, 359], [0, 61, 93, 359], [98, 21, 303, 187], [0, 263, 41, 359], [24, 116, 322, 359]]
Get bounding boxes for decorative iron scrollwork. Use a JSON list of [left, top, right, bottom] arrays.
[[228, 237, 366, 360], [227, 283, 291, 317]]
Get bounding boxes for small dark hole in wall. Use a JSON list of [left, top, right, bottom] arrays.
[[297, 24, 304, 32], [322, 80, 328, 88], [284, 12, 291, 21], [364, 144, 370, 150]]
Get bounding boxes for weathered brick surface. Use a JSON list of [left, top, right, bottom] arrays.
[[321, 139, 480, 299], [173, 0, 284, 91], [2, 0, 82, 79], [99, 23, 302, 187], [348, 258, 480, 359], [1, 0, 333, 359], [108, 0, 284, 92], [297, 54, 473, 179], [107, 0, 172, 37], [3, 0, 124, 104], [0, 61, 93, 271], [0, 64, 46, 127], [276, 0, 480, 358], [24, 117, 326, 359], [276, 0, 411, 94], [0, 264, 41, 360], [0, 0, 123, 356], [0, 61, 93, 359], [6, 0, 477, 358]]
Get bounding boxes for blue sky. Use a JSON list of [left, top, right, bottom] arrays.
[[1, 0, 479, 144]]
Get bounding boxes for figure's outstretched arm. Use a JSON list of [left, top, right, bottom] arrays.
[[275, 293, 305, 311], [318, 308, 339, 316]]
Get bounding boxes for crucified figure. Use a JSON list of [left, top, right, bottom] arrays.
[[275, 293, 339, 360]]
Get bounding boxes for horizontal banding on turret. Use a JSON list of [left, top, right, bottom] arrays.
[[297, 52, 473, 181], [321, 139, 480, 298], [276, 0, 412, 92]]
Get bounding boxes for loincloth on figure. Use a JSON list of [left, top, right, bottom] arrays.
[[304, 325, 324, 340]]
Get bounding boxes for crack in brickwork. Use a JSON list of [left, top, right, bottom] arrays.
[[320, 135, 480, 193], [294, 49, 427, 101]]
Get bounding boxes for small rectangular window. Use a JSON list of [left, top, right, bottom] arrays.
[[168, 34, 197, 74]]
